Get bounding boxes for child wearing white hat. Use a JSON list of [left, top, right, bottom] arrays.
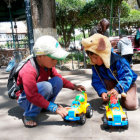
[[17, 35, 86, 127]]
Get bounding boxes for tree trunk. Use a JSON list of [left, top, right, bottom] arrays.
[[82, 28, 86, 38], [137, 0, 140, 8], [31, 0, 57, 41]]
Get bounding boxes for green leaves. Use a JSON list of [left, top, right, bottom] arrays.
[[120, 9, 140, 28], [56, 0, 140, 48]]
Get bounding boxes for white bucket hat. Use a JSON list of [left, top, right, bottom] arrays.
[[33, 35, 69, 60]]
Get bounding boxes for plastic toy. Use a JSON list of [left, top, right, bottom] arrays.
[[103, 94, 128, 129], [64, 91, 93, 125]]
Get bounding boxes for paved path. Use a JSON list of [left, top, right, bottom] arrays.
[[0, 65, 140, 140]]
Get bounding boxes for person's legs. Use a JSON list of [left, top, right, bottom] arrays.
[[104, 79, 116, 90], [18, 81, 53, 117], [122, 54, 133, 64], [121, 83, 139, 110], [128, 54, 133, 65], [18, 76, 63, 117], [48, 76, 63, 102]]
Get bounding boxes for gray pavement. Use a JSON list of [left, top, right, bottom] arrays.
[[0, 65, 140, 140]]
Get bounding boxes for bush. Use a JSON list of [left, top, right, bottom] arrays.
[[59, 51, 90, 64]]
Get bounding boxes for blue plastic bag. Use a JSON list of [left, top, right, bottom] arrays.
[[6, 58, 16, 72]]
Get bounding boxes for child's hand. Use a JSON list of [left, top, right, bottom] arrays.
[[56, 105, 68, 118], [74, 85, 86, 92], [107, 88, 118, 98], [101, 92, 109, 102]]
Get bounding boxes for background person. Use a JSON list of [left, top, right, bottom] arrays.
[[90, 18, 110, 37], [117, 34, 134, 66], [135, 27, 140, 48]]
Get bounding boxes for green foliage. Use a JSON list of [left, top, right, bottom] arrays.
[[56, 0, 86, 48], [56, 0, 85, 11], [75, 33, 88, 40], [120, 9, 140, 28], [126, 0, 139, 9], [61, 51, 90, 65], [80, 0, 123, 20], [63, 52, 83, 63], [78, 0, 124, 34], [0, 44, 6, 48], [120, 1, 130, 17], [108, 0, 131, 32], [56, 0, 139, 48], [5, 36, 28, 49]]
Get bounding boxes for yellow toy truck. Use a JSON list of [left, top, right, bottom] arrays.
[[103, 95, 128, 129], [64, 91, 93, 125]]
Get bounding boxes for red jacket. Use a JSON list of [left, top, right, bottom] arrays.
[[16, 60, 75, 109]]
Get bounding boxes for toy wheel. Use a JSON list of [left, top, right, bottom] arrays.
[[103, 115, 109, 129], [78, 113, 86, 125], [64, 118, 69, 122], [123, 123, 129, 129], [86, 106, 93, 118]]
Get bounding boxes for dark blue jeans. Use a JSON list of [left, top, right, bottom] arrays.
[[122, 54, 133, 64], [17, 76, 63, 117]]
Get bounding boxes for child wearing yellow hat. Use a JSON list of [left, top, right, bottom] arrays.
[[82, 33, 138, 110]]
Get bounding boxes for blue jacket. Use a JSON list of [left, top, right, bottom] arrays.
[[91, 52, 137, 96]]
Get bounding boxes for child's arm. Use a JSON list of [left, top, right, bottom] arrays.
[[101, 92, 109, 102], [107, 88, 119, 98], [114, 59, 137, 93], [91, 66, 107, 96]]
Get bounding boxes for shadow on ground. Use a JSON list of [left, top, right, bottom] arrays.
[[88, 98, 105, 114], [8, 106, 24, 119], [100, 124, 129, 132], [8, 106, 49, 122], [6, 96, 140, 128], [7, 105, 81, 127], [39, 119, 84, 127]]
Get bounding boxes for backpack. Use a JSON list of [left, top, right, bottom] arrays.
[[7, 55, 39, 99]]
